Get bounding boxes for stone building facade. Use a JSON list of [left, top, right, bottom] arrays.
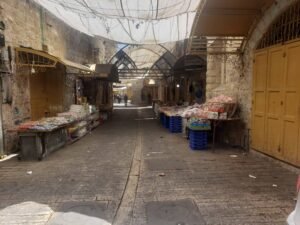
[[0, 0, 117, 154], [205, 0, 299, 148]]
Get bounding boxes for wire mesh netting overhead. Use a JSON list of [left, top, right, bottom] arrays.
[[35, 0, 203, 44], [123, 43, 176, 69], [108, 44, 177, 79]]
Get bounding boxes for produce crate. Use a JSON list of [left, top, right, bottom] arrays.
[[169, 116, 182, 133], [163, 114, 170, 129], [159, 113, 164, 125], [189, 130, 208, 150], [187, 118, 211, 131]]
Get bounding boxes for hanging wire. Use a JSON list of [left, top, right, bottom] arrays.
[[36, 0, 202, 44], [41, 0, 198, 20]]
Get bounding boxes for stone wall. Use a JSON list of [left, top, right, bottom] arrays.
[[205, 0, 298, 147], [93, 37, 119, 64], [0, 0, 117, 153]]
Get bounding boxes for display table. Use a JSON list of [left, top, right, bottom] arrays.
[[18, 126, 68, 160], [18, 111, 100, 160], [184, 117, 240, 151], [209, 118, 240, 151], [159, 108, 184, 131]]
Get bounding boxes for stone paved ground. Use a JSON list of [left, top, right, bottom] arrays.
[[0, 107, 298, 225]]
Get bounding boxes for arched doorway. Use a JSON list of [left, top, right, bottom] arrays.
[[170, 55, 207, 104], [251, 0, 300, 166]]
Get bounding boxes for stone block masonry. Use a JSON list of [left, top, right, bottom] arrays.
[[0, 0, 117, 154], [205, 0, 299, 147]]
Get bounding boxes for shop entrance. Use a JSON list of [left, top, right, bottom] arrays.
[[252, 42, 300, 166], [172, 55, 206, 105], [252, 2, 300, 166], [29, 65, 65, 120]]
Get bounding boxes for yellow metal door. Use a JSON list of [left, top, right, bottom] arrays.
[[45, 70, 64, 116], [251, 50, 268, 152], [30, 73, 47, 120], [253, 41, 300, 166], [282, 42, 300, 165], [265, 46, 285, 159]]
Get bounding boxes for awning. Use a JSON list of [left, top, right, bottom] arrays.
[[194, 0, 275, 36], [15, 47, 92, 73], [188, 0, 276, 54], [92, 64, 119, 83], [15, 47, 58, 68], [60, 59, 92, 74]]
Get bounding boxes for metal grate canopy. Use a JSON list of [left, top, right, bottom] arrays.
[[16, 47, 57, 68], [15, 47, 92, 73], [110, 44, 177, 79], [189, 36, 246, 54], [257, 1, 300, 49], [188, 0, 276, 54]]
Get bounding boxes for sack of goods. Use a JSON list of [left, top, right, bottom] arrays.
[[181, 95, 237, 119], [70, 104, 89, 118]]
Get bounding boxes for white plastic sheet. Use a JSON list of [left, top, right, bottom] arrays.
[[34, 0, 202, 44]]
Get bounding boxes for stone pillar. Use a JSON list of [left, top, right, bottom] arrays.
[[206, 54, 222, 99], [130, 79, 144, 105]]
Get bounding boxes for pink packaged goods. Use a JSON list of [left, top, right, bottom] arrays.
[[168, 95, 237, 119], [207, 95, 235, 104]]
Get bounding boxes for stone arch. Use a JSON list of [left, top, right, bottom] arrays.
[[171, 54, 207, 103]]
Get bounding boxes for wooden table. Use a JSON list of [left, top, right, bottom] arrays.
[[184, 117, 240, 150], [209, 118, 240, 151], [18, 125, 68, 161]]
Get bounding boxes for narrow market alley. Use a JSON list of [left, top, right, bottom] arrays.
[[0, 107, 297, 225], [2, 0, 300, 224]]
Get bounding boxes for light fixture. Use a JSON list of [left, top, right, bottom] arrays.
[[176, 84, 180, 88], [89, 64, 96, 71], [31, 60, 36, 74], [149, 79, 155, 85]]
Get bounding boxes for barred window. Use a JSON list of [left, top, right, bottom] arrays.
[[257, 1, 300, 49]]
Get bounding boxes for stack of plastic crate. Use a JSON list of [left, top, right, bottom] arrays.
[[163, 115, 170, 129], [189, 130, 208, 150], [159, 113, 164, 125], [169, 116, 182, 133]]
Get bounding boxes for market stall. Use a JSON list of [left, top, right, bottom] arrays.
[[15, 47, 93, 120], [17, 104, 100, 160], [158, 95, 239, 150], [94, 64, 120, 114]]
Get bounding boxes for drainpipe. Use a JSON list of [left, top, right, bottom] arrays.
[[39, 7, 45, 49], [0, 20, 5, 157], [0, 76, 4, 157]]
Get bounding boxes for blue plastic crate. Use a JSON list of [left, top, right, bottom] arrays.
[[163, 115, 170, 129], [159, 113, 164, 125], [169, 116, 182, 122], [190, 144, 207, 150], [189, 132, 208, 139], [189, 136, 208, 142], [169, 116, 182, 133], [189, 130, 208, 150]]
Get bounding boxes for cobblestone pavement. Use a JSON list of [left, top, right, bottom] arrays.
[[0, 107, 298, 225], [0, 107, 139, 225]]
